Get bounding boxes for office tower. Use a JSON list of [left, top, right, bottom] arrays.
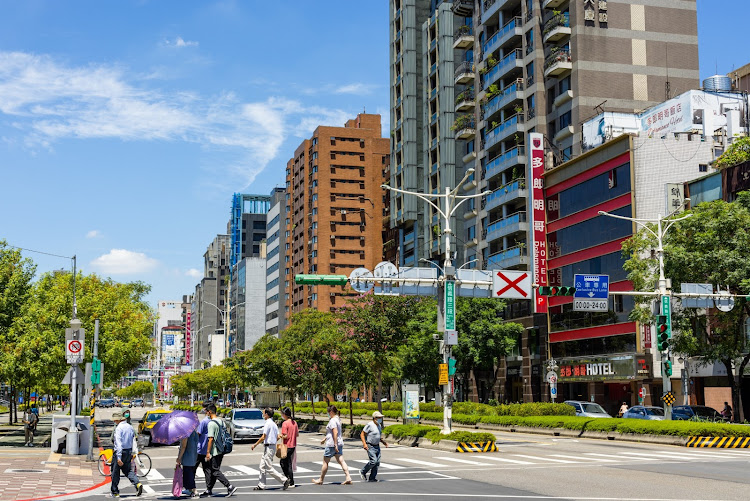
[[265, 187, 287, 336]]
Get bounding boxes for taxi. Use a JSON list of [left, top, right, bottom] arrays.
[[138, 409, 172, 446], [121, 400, 132, 408]]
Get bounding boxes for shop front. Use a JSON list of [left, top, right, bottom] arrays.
[[556, 353, 653, 416]]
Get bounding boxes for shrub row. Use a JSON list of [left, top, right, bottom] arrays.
[[419, 401, 574, 417], [383, 424, 495, 444], [292, 401, 403, 412], [171, 404, 232, 416]]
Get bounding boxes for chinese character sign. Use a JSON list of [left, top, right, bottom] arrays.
[[530, 133, 548, 313], [186, 310, 191, 365]]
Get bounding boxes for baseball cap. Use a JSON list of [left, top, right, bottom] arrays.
[[372, 411, 384, 418]]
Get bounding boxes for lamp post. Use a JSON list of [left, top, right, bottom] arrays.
[[202, 301, 245, 361], [382, 168, 489, 434], [598, 201, 691, 420]]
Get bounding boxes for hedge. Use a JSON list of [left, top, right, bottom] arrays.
[[383, 424, 439, 439], [419, 401, 574, 417], [383, 424, 494, 443]]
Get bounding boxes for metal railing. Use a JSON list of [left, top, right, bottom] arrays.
[[482, 49, 522, 90], [454, 25, 473, 41], [544, 49, 572, 71], [454, 60, 474, 78], [485, 211, 527, 236], [482, 16, 521, 55]]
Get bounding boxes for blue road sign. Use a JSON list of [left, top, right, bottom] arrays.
[[574, 274, 609, 299]]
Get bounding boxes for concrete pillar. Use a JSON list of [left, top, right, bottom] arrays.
[[522, 330, 533, 403]]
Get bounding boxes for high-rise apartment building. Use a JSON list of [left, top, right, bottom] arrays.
[[284, 114, 389, 320], [265, 187, 287, 336], [229, 193, 271, 268]]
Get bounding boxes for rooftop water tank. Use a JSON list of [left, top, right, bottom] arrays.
[[703, 75, 732, 92]]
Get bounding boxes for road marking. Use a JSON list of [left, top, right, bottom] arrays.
[[624, 450, 750, 460], [583, 453, 658, 461], [141, 485, 156, 494], [229, 465, 260, 475], [480, 456, 534, 465], [295, 465, 315, 472], [550, 454, 618, 462], [313, 461, 343, 470], [349, 459, 405, 469], [145, 469, 166, 481], [432, 456, 491, 466], [512, 454, 577, 463], [394, 458, 446, 468]]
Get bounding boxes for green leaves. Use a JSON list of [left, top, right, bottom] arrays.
[[714, 136, 750, 169]]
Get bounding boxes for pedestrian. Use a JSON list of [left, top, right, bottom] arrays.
[[22, 407, 38, 447], [251, 408, 290, 491], [195, 407, 212, 492], [109, 411, 143, 498], [199, 405, 236, 498], [312, 405, 353, 485], [722, 402, 733, 422], [177, 428, 199, 498], [618, 402, 629, 418], [359, 411, 388, 482], [279, 407, 299, 488]]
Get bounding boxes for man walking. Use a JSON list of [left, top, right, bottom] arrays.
[[110, 411, 143, 498], [196, 407, 213, 492], [251, 408, 289, 491], [359, 411, 388, 482], [200, 405, 236, 498], [23, 407, 38, 447]]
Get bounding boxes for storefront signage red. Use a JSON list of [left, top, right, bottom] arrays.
[[186, 310, 191, 365], [557, 354, 650, 382], [530, 132, 547, 313]]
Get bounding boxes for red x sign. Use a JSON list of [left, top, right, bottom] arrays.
[[492, 271, 531, 299]]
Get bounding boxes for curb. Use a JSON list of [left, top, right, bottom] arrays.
[[687, 436, 750, 448], [456, 441, 497, 452]]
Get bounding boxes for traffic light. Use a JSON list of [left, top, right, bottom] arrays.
[[656, 315, 670, 351], [538, 286, 576, 296], [448, 358, 457, 376], [294, 274, 349, 285], [664, 360, 673, 377]]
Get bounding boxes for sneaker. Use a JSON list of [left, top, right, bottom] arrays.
[[227, 485, 237, 497], [368, 478, 379, 482], [135, 483, 143, 497], [106, 494, 120, 498], [359, 470, 367, 481], [199, 491, 212, 498], [283, 479, 290, 491]]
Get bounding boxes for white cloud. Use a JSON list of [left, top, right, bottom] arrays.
[[164, 37, 199, 48], [185, 268, 202, 278], [85, 230, 100, 239], [0, 51, 355, 189], [90, 249, 159, 275], [334, 83, 377, 95]]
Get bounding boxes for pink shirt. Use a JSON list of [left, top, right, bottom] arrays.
[[281, 419, 298, 448]]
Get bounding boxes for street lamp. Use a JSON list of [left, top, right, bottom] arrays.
[[382, 167, 490, 434], [202, 301, 246, 360], [598, 199, 691, 419]]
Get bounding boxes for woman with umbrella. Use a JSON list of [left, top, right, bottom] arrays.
[[152, 411, 200, 498]]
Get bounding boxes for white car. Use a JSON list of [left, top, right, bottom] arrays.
[[564, 400, 612, 418], [228, 408, 266, 442]]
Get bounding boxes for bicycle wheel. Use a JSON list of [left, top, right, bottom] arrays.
[[98, 454, 112, 477], [133, 452, 152, 478]]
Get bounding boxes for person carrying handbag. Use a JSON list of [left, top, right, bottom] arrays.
[[251, 408, 289, 491], [279, 407, 299, 488]]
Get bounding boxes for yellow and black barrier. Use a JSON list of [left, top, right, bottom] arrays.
[[456, 441, 497, 453], [687, 436, 750, 448]]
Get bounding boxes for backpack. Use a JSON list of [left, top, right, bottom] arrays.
[[213, 418, 233, 455]]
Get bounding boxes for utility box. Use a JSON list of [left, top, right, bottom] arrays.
[[51, 414, 90, 455]]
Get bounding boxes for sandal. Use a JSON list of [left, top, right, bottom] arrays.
[[311, 479, 323, 485], [343, 479, 353, 485], [253, 486, 264, 491]]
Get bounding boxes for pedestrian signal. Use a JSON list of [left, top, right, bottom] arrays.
[[656, 315, 670, 351], [448, 358, 457, 376], [664, 360, 673, 377]]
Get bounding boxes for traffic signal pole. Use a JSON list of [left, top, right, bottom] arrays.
[[87, 319, 99, 461]]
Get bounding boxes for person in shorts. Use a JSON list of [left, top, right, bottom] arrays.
[[312, 405, 352, 485]]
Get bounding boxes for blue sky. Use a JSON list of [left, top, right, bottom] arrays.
[[0, 0, 746, 308]]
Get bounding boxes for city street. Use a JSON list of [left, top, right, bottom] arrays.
[[67, 407, 750, 500]]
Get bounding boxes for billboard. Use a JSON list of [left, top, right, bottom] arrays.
[[529, 132, 548, 314]]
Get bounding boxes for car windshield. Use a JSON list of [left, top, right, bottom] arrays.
[[234, 410, 263, 420], [147, 413, 168, 422], [645, 407, 665, 416], [582, 403, 607, 414]]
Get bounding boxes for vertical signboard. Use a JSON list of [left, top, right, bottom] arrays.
[[186, 310, 191, 365], [445, 280, 456, 331], [529, 132, 548, 313]]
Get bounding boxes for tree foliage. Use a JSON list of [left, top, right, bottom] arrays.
[[715, 136, 750, 169], [116, 381, 153, 398]]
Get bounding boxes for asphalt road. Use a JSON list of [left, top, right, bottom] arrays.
[[72, 407, 750, 501]]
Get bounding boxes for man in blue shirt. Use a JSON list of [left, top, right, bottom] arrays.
[[196, 406, 213, 492], [110, 411, 142, 498]]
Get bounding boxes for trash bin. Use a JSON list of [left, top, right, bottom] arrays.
[[51, 414, 91, 454]]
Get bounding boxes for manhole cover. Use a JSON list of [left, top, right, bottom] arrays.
[[5, 469, 50, 473]]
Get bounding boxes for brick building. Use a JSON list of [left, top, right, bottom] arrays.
[[284, 114, 390, 320]]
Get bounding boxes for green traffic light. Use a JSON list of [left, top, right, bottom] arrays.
[[664, 360, 673, 377], [447, 357, 457, 376]]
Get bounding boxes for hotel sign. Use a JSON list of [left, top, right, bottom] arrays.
[[557, 354, 651, 382], [529, 132, 548, 314]]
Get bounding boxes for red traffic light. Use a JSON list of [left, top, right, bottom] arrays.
[[658, 324, 668, 333], [549, 286, 559, 295]]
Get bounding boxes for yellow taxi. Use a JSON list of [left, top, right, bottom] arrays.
[[121, 400, 131, 408], [138, 409, 172, 446]]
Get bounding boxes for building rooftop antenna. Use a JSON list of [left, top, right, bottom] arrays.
[[665, 45, 671, 101]]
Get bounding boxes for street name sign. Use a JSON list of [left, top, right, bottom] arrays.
[[492, 270, 531, 299], [573, 274, 609, 311], [445, 281, 456, 331]]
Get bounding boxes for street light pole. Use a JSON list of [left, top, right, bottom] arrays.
[[599, 204, 691, 420], [202, 301, 245, 362], [382, 168, 489, 434]]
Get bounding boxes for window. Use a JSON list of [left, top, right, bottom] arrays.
[[699, 164, 708, 172], [253, 220, 265, 230], [547, 205, 633, 257], [559, 111, 572, 129], [547, 163, 631, 221], [559, 75, 571, 94], [467, 225, 476, 240]]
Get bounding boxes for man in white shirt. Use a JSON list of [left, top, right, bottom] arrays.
[[251, 408, 289, 491], [110, 411, 143, 498]]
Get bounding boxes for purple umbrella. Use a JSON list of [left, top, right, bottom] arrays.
[[150, 410, 199, 445]]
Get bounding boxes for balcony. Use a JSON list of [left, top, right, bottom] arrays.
[[482, 78, 524, 121], [481, 49, 523, 90], [455, 88, 476, 112], [453, 25, 474, 50], [481, 0, 504, 24], [543, 0, 568, 9], [454, 61, 475, 85], [543, 13, 570, 43], [484, 211, 528, 242], [395, 96, 401, 108], [431, 162, 439, 174], [487, 243, 529, 269], [452, 0, 474, 16], [484, 178, 528, 212], [484, 114, 525, 151], [452, 115, 476, 140], [483, 145, 526, 181], [544, 49, 572, 77], [482, 17, 522, 56], [554, 124, 574, 142], [553, 89, 573, 108]]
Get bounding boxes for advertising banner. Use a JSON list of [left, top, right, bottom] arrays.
[[186, 311, 191, 365], [557, 354, 651, 382], [529, 132, 548, 313]]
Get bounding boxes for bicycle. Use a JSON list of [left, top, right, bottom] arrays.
[[98, 448, 152, 478]]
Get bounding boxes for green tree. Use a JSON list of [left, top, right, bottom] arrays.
[[715, 136, 750, 169], [119, 380, 154, 398], [622, 193, 750, 421], [393, 298, 441, 391]]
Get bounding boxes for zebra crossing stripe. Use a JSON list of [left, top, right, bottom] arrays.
[[145, 469, 166, 481], [349, 459, 405, 470], [313, 461, 343, 470], [511, 454, 576, 464], [480, 456, 533, 465], [395, 458, 446, 468], [142, 485, 156, 494], [294, 465, 315, 472], [432, 456, 491, 466], [583, 453, 658, 461], [229, 465, 260, 475]]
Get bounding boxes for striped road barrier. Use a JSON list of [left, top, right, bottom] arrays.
[[687, 436, 750, 448], [456, 441, 497, 453]]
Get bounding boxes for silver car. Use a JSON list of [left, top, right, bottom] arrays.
[[228, 408, 266, 442], [622, 405, 665, 420], [564, 400, 613, 418]]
